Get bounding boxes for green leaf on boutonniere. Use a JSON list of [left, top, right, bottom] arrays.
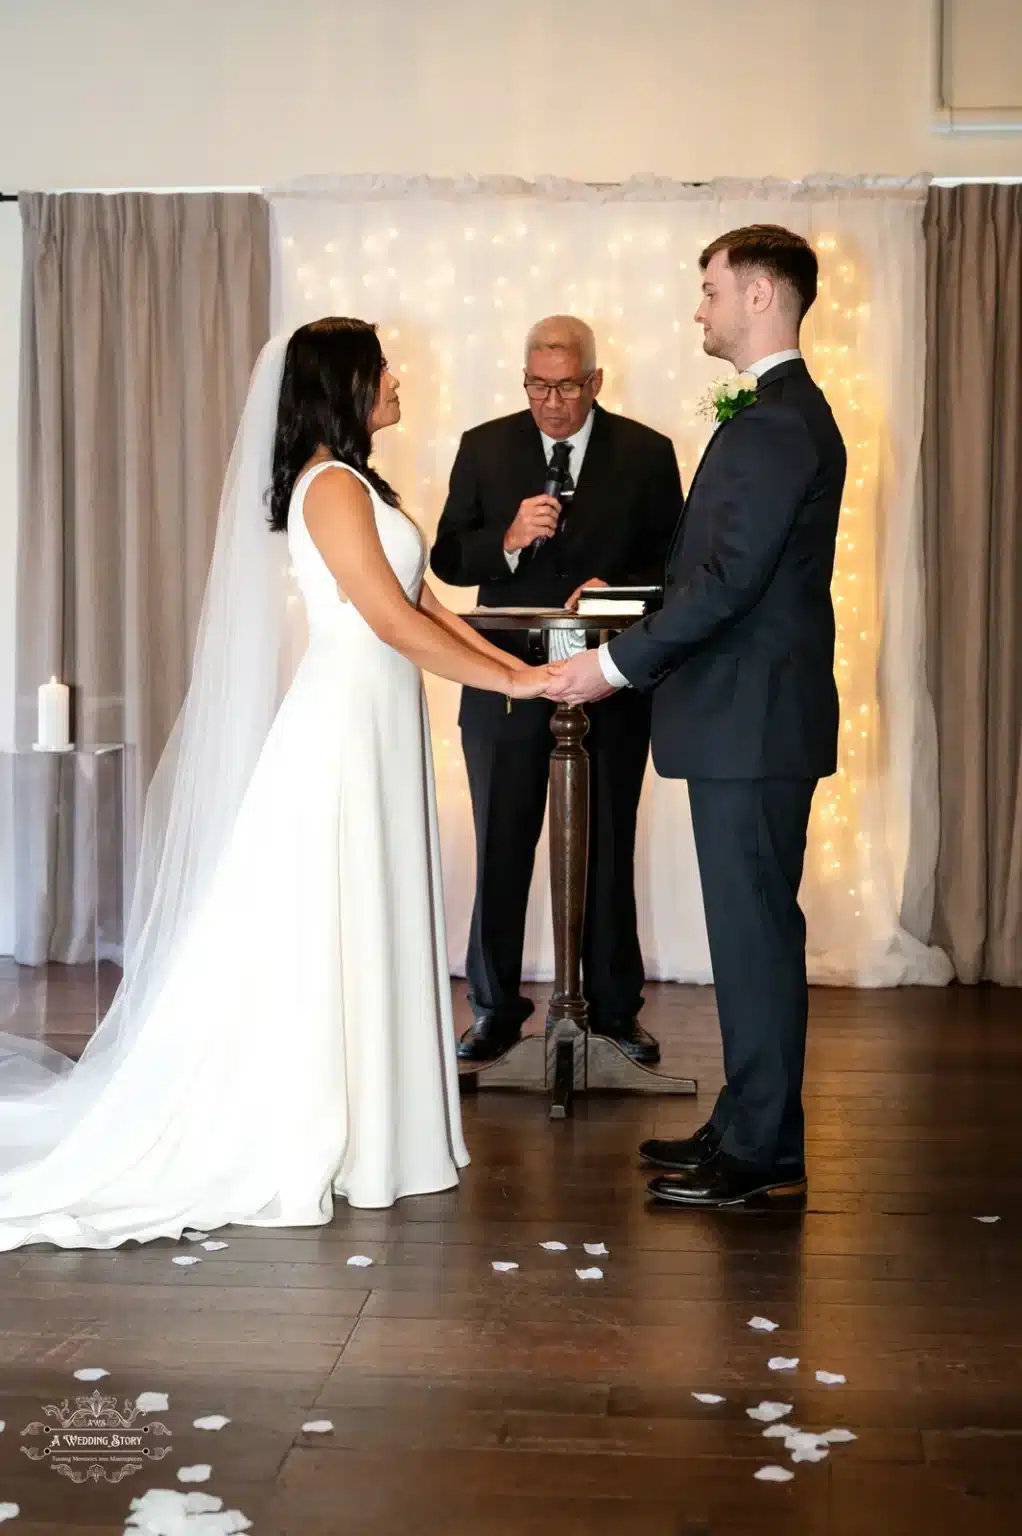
[[697, 373, 759, 425]]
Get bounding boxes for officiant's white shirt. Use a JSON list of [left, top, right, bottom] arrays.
[[596, 351, 802, 689], [502, 408, 595, 662]]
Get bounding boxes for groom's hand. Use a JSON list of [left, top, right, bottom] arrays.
[[543, 648, 616, 705]]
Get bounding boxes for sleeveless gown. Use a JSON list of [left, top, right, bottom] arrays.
[[0, 461, 469, 1249]]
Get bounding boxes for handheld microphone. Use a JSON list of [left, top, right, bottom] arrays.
[[542, 455, 570, 502], [534, 441, 571, 549]]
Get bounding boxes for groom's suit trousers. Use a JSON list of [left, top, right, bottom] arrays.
[[688, 776, 816, 1169]]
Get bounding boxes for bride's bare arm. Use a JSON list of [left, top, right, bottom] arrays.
[[417, 581, 528, 670], [303, 467, 549, 698]]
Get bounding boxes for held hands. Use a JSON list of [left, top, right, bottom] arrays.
[[504, 652, 618, 705], [507, 663, 557, 700], [542, 650, 617, 706], [503, 495, 561, 553]]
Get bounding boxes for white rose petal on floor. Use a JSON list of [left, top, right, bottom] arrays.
[[575, 1267, 604, 1280], [792, 1444, 830, 1463], [583, 1242, 609, 1256], [123, 1487, 252, 1533], [74, 1367, 109, 1380], [172, 1255, 202, 1267], [0, 1505, 18, 1523], [183, 1231, 210, 1242], [754, 1466, 794, 1482], [177, 1464, 213, 1482], [301, 1420, 334, 1434], [201, 1240, 229, 1251], [975, 1216, 1001, 1224], [768, 1357, 799, 1371], [762, 1423, 848, 1464], [748, 1316, 779, 1331], [136, 1392, 170, 1412], [540, 1241, 568, 1251], [692, 1393, 726, 1405], [822, 1428, 858, 1443], [747, 1402, 794, 1423], [784, 1430, 832, 1463], [346, 1255, 374, 1267], [816, 1371, 846, 1385], [193, 1415, 231, 1431], [491, 1261, 518, 1272]]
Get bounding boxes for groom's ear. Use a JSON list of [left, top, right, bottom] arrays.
[[590, 368, 604, 399], [747, 271, 777, 314]]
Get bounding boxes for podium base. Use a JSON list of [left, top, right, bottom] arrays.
[[459, 1029, 697, 1119]]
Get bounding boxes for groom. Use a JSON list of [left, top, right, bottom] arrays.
[[545, 225, 847, 1208]]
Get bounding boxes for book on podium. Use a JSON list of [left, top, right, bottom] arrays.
[[575, 585, 663, 617]]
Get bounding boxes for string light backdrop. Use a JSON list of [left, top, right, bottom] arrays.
[[270, 175, 950, 987]]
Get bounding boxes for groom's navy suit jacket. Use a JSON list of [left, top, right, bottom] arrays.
[[608, 358, 847, 781]]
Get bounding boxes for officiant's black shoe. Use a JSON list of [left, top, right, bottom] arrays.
[[639, 1122, 719, 1171], [457, 1018, 523, 1064], [647, 1153, 807, 1209], [589, 1017, 661, 1067]]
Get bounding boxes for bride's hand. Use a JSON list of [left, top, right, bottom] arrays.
[[507, 664, 556, 700]]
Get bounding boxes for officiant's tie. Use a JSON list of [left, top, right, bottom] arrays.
[[549, 440, 574, 504], [545, 442, 585, 664]]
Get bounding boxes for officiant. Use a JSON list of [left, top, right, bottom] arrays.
[[430, 315, 684, 1066]]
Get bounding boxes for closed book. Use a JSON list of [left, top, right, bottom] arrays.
[[576, 585, 662, 617]]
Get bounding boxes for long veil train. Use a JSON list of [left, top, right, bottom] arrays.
[[0, 334, 301, 1175]]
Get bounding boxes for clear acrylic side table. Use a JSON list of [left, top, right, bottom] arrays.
[[1, 744, 128, 1058]]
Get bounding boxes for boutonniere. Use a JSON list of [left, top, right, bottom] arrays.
[[697, 372, 758, 425]]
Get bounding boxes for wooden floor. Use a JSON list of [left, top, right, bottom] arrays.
[[1, 967, 1021, 1534]]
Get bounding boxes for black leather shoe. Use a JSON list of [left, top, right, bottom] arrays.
[[456, 1018, 523, 1064], [589, 1018, 661, 1067], [647, 1153, 807, 1209], [639, 1122, 719, 1170]]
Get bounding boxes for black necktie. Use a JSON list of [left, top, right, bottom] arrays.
[[549, 441, 574, 500]]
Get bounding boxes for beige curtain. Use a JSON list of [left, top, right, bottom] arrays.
[[15, 192, 270, 964], [922, 185, 1022, 984]]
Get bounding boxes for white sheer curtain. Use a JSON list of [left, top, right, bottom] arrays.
[[268, 174, 951, 988]]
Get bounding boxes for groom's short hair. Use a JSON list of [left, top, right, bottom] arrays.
[[700, 225, 818, 320]]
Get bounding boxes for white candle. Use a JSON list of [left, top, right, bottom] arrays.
[[37, 677, 70, 750]]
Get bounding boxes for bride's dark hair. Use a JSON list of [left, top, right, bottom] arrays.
[[268, 317, 400, 531]]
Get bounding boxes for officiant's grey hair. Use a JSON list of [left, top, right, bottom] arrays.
[[525, 316, 597, 373]]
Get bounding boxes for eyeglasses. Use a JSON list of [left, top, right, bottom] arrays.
[[523, 373, 594, 401]]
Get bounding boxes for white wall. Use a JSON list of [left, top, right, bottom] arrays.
[[0, 204, 21, 952], [0, 0, 1021, 189]]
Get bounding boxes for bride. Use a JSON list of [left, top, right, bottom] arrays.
[[0, 317, 552, 1249]]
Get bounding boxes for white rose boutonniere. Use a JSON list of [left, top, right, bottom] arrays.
[[698, 372, 758, 425]]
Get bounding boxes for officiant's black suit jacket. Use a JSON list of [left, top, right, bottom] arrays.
[[607, 357, 847, 779], [430, 403, 683, 738]]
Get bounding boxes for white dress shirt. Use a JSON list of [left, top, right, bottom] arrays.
[[595, 351, 802, 689], [745, 348, 802, 379]]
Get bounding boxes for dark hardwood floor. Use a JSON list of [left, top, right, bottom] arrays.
[[1, 964, 1020, 1533]]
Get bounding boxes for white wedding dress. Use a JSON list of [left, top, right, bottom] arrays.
[[0, 460, 468, 1250]]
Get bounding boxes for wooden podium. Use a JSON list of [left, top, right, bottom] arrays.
[[460, 609, 696, 1119]]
